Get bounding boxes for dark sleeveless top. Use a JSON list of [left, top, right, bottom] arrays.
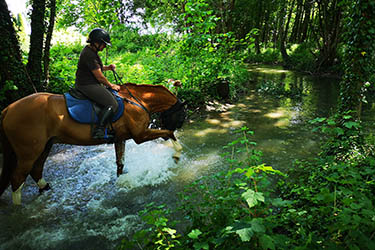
[[75, 46, 103, 86]]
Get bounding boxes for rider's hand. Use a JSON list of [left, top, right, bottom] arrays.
[[109, 64, 116, 71], [110, 83, 120, 91]]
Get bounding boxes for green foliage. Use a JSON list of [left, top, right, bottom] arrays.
[[47, 42, 81, 93], [273, 110, 375, 248], [339, 0, 375, 112], [309, 112, 365, 159], [119, 203, 181, 250], [245, 47, 281, 64], [119, 127, 289, 249], [111, 25, 172, 53], [277, 136, 375, 248], [13, 13, 29, 52], [56, 0, 121, 31], [118, 114, 375, 249], [175, 0, 253, 100], [288, 43, 317, 73]]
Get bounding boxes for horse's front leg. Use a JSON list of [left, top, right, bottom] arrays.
[[114, 141, 126, 177], [132, 129, 176, 144], [171, 138, 183, 163]]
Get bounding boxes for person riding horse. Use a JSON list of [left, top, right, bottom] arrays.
[[75, 28, 120, 140]]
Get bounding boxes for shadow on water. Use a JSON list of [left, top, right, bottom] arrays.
[[3, 64, 372, 250]]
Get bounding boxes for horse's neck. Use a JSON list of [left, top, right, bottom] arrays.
[[123, 84, 176, 113]]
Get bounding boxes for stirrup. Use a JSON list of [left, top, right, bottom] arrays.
[[92, 126, 115, 140]]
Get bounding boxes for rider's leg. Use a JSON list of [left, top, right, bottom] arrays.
[[92, 106, 115, 139], [75, 84, 119, 139]]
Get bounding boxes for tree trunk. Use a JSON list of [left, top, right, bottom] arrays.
[[279, 0, 294, 67], [43, 0, 56, 87], [254, 1, 263, 54], [290, 0, 303, 43], [0, 0, 35, 109], [27, 0, 46, 91], [316, 0, 342, 72], [300, 0, 311, 42]]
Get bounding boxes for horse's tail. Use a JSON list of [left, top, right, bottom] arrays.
[[0, 107, 16, 196]]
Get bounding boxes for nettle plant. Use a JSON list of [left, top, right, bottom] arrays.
[[179, 127, 289, 249]]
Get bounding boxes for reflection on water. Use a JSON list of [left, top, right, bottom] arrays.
[[0, 65, 347, 249]]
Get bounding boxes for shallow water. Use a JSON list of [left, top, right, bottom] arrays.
[[1, 65, 372, 249]]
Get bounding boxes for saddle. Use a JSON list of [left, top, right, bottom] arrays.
[[64, 88, 124, 124]]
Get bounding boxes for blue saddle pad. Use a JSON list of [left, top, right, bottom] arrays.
[[64, 90, 124, 124]]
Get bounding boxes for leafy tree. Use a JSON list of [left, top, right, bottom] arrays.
[[338, 0, 375, 117], [56, 0, 121, 32], [0, 0, 57, 109], [0, 0, 34, 109]]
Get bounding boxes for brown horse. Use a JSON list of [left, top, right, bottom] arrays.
[[0, 83, 185, 205]]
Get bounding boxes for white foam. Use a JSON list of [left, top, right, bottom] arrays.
[[116, 140, 177, 189]]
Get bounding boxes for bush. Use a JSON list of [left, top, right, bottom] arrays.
[[288, 42, 316, 72], [48, 42, 82, 93], [245, 48, 281, 64], [111, 25, 172, 53], [276, 113, 375, 248]]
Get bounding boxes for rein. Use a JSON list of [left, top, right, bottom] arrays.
[[112, 70, 150, 115], [112, 70, 185, 130]]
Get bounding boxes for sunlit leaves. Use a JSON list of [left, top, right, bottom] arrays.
[[242, 189, 264, 208], [188, 229, 202, 239], [56, 0, 121, 31]]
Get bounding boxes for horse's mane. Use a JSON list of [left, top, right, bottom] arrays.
[[121, 82, 177, 98]]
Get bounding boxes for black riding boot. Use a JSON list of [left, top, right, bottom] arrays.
[[92, 106, 115, 140]]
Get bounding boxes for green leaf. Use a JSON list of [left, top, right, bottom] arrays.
[[188, 229, 202, 239], [334, 127, 345, 135], [344, 121, 359, 129], [235, 227, 253, 242], [259, 235, 275, 250], [250, 218, 266, 233], [242, 189, 264, 208], [193, 242, 209, 250], [310, 117, 326, 124], [163, 227, 177, 236], [327, 120, 336, 126], [244, 168, 254, 178], [270, 198, 291, 207]]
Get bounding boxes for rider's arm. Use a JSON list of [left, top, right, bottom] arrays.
[[103, 64, 116, 71], [92, 68, 120, 91]]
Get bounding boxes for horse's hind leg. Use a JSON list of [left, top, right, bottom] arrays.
[[30, 139, 54, 193], [11, 159, 34, 205]]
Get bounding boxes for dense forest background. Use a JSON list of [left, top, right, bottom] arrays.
[[1, 0, 375, 111], [1, 0, 375, 249]]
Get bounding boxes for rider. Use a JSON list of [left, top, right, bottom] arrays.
[[74, 28, 120, 139]]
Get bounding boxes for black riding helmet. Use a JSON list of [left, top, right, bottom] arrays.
[[87, 28, 111, 46]]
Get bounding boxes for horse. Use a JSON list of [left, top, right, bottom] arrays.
[[0, 83, 186, 205]]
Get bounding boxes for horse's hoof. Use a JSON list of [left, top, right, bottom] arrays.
[[39, 183, 51, 194], [173, 156, 180, 164]]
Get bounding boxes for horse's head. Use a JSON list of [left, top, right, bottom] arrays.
[[160, 99, 186, 131]]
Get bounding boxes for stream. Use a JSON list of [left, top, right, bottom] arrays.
[[0, 65, 373, 249]]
